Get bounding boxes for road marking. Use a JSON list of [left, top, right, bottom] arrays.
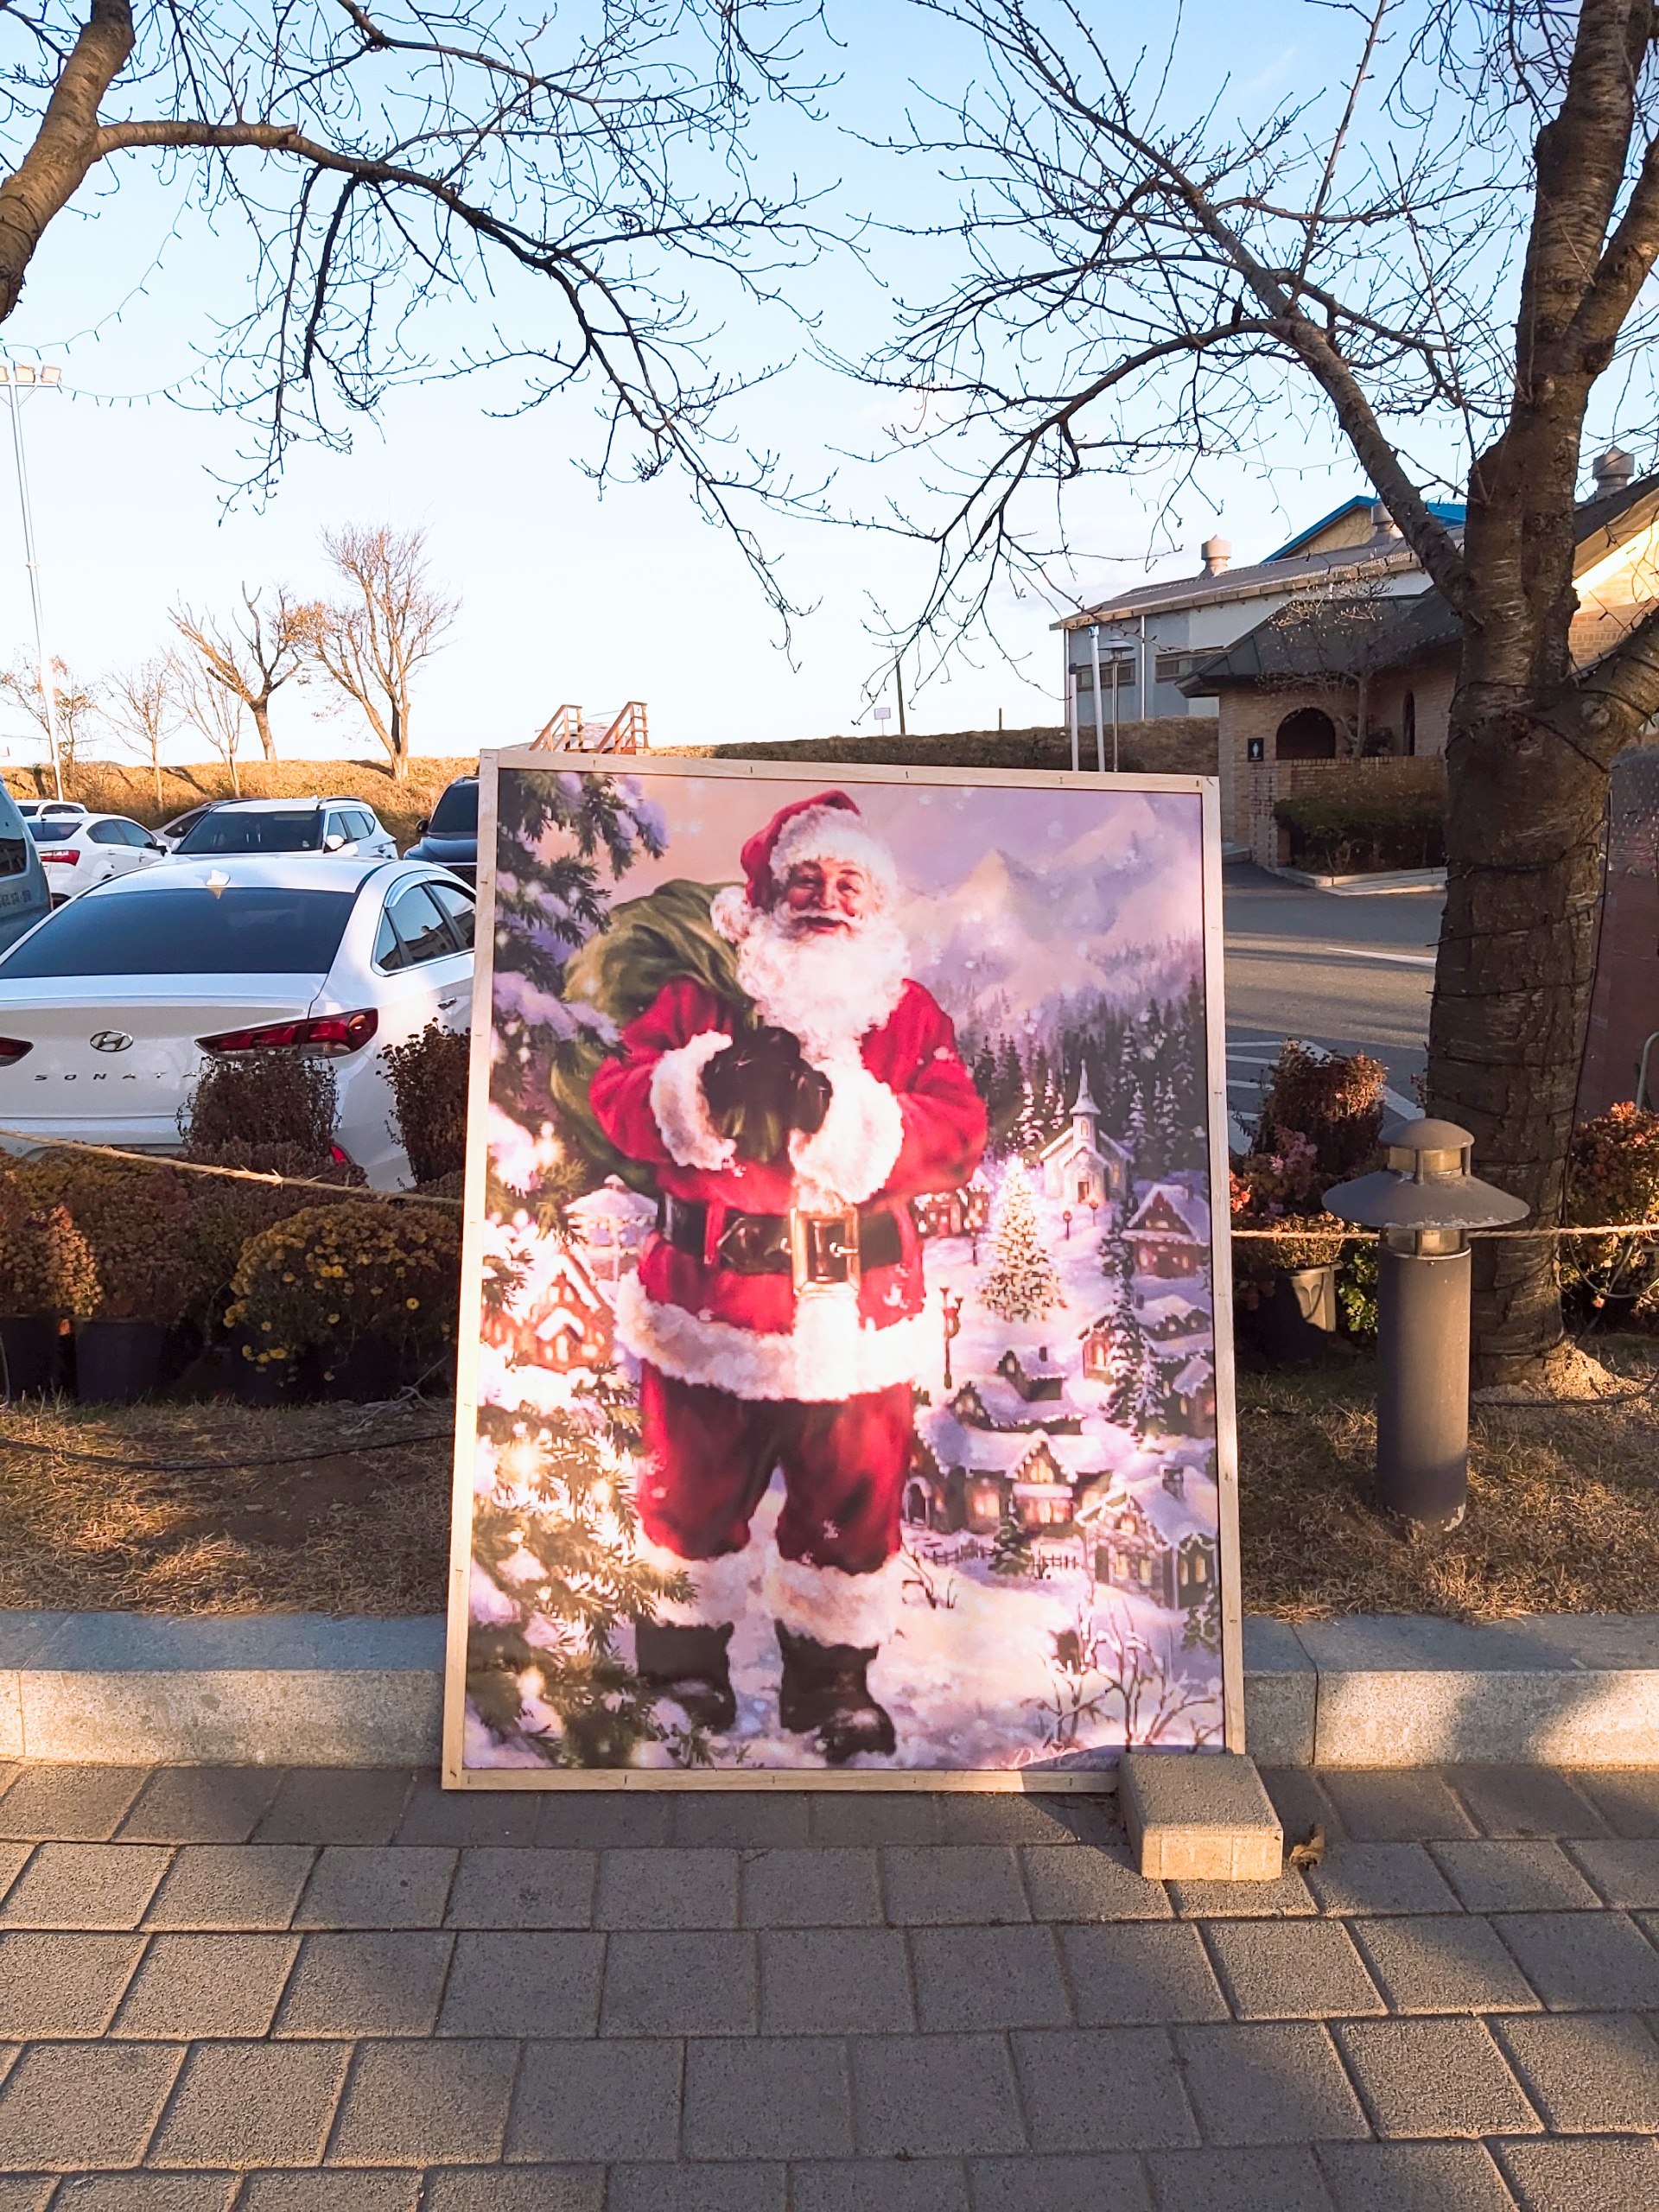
[[1228, 937, 1435, 969]]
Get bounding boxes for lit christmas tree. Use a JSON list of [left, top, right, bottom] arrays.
[[989, 1504, 1034, 1576], [979, 1168, 1062, 1322]]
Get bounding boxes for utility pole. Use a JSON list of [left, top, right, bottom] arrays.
[[893, 657, 906, 740], [0, 364, 64, 800], [1089, 625, 1106, 774]]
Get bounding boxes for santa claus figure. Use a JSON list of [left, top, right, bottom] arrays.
[[589, 791, 988, 1761]]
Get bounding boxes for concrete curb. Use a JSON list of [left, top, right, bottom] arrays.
[[1269, 864, 1447, 894], [0, 1612, 444, 1766], [1244, 1613, 1659, 1767], [3, 1611, 1656, 1768]]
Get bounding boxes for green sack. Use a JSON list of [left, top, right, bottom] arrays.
[[550, 880, 757, 1192]]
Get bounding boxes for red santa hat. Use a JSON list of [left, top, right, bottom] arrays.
[[711, 790, 899, 943]]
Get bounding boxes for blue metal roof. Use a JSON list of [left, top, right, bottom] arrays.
[[1267, 496, 1465, 563]]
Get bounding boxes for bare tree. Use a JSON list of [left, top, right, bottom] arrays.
[[303, 524, 458, 780], [0, 2, 827, 621], [106, 654, 182, 807], [0, 652, 100, 776], [172, 591, 308, 762], [847, 0, 1659, 1389], [177, 654, 248, 797]]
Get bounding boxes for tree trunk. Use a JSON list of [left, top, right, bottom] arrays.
[[390, 695, 408, 780], [251, 700, 276, 760], [1427, 698, 1610, 1383]]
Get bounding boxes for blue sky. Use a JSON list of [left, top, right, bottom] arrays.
[[0, 1, 1614, 766]]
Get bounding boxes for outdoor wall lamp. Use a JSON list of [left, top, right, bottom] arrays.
[[1324, 1118, 1529, 1533]]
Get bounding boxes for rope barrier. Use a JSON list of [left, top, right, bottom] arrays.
[[1231, 1222, 1659, 1241], [0, 1128, 462, 1207]]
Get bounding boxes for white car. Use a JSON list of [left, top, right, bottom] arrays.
[[28, 812, 168, 904], [16, 800, 86, 821], [155, 802, 219, 851], [168, 797, 398, 862], [0, 855, 474, 1188]]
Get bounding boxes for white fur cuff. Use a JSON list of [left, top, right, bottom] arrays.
[[765, 1550, 904, 1649], [649, 1031, 736, 1172], [790, 1058, 904, 1208], [638, 1535, 760, 1627]]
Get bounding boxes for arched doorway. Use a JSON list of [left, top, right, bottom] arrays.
[[1274, 708, 1338, 760]]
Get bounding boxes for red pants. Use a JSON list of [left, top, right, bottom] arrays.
[[638, 1363, 912, 1574]]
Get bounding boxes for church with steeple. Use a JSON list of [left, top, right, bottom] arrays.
[[1036, 1070, 1133, 1215]]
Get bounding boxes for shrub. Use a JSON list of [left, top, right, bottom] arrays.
[[1562, 1103, 1659, 1319], [1274, 791, 1446, 875], [1231, 1043, 1387, 1302], [1255, 1039, 1388, 1185], [15, 1158, 199, 1323], [383, 1019, 470, 1185], [182, 1053, 338, 1161], [183, 1147, 365, 1325], [0, 1181, 98, 1317], [226, 1199, 461, 1369]]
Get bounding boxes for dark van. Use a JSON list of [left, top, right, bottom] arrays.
[[405, 775, 479, 887], [0, 785, 51, 952]]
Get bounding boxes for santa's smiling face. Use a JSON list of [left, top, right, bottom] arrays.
[[779, 858, 874, 935]]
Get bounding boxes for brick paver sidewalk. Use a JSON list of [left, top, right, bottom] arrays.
[[0, 1764, 1655, 2208]]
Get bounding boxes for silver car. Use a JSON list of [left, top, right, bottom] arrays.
[[168, 798, 398, 862]]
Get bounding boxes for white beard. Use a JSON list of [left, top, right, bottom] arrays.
[[735, 906, 910, 1064]]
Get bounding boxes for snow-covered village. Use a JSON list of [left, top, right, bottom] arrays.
[[466, 772, 1225, 1773]]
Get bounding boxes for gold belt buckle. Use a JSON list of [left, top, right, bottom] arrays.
[[789, 1206, 861, 1294]]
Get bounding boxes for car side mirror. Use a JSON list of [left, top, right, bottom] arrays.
[[324, 833, 347, 852], [148, 841, 166, 853], [415, 818, 430, 839]]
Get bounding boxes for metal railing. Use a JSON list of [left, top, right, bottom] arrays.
[[531, 702, 648, 753]]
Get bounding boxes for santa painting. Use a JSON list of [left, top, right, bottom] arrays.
[[589, 791, 988, 1762]]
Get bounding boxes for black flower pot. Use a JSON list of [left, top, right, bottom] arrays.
[[73, 1319, 168, 1405], [225, 1329, 306, 1408], [1254, 1265, 1338, 1365], [0, 1315, 62, 1399]]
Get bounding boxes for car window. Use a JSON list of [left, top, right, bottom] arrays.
[[428, 780, 479, 836], [177, 809, 323, 855], [0, 887, 357, 977], [88, 822, 124, 845], [28, 822, 79, 843], [428, 880, 474, 950], [162, 809, 206, 840], [0, 785, 29, 880], [324, 812, 349, 845], [377, 880, 456, 969], [350, 809, 378, 841], [123, 821, 155, 847]]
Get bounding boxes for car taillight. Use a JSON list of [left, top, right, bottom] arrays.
[[0, 1038, 32, 1064], [198, 1009, 379, 1058], [38, 849, 78, 864]]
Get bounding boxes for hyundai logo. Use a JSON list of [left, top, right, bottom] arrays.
[[89, 1031, 133, 1054]]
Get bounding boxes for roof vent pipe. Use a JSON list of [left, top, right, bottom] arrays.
[[1371, 501, 1402, 537], [1201, 535, 1230, 576], [1593, 446, 1636, 493]]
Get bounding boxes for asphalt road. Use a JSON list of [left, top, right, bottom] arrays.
[[1221, 860, 1442, 1144]]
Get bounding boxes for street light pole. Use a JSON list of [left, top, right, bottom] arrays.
[[0, 363, 64, 800]]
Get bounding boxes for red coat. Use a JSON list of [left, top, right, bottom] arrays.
[[589, 976, 987, 1402]]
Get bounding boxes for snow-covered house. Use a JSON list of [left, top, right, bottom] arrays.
[[1163, 1351, 1217, 1435], [949, 1378, 1082, 1437], [512, 1243, 613, 1372], [996, 1347, 1065, 1403], [906, 1419, 1116, 1536], [1038, 1071, 1132, 1211], [1077, 1465, 1217, 1610], [912, 1175, 991, 1242], [1127, 1184, 1211, 1281], [563, 1178, 655, 1286]]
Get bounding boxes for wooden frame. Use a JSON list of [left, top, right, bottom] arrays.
[[442, 751, 1242, 1789]]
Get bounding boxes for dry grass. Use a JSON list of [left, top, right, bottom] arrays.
[[5, 1345, 1656, 1621], [3, 757, 478, 849], [1241, 1338, 1659, 1620], [0, 1397, 452, 1615], [678, 717, 1220, 779]]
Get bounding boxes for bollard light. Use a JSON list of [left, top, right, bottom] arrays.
[[1323, 1119, 1529, 1532]]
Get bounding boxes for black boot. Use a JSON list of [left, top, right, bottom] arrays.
[[635, 1620, 736, 1732], [776, 1622, 896, 1764]]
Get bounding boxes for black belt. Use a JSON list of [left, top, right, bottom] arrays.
[[660, 1193, 903, 1288]]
